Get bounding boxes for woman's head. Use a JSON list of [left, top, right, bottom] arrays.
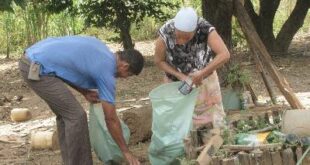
[[174, 7, 198, 45]]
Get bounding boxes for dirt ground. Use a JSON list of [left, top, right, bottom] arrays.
[[0, 36, 309, 164]]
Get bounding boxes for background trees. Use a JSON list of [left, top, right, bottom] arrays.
[[245, 0, 310, 54], [0, 0, 309, 56], [80, 0, 178, 49]]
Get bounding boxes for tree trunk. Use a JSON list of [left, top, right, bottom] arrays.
[[202, 0, 233, 87], [244, 0, 280, 52], [233, 0, 304, 109], [202, 0, 233, 50], [244, 0, 309, 55], [6, 30, 10, 59], [258, 0, 280, 51], [274, 0, 310, 53], [5, 12, 11, 59], [119, 25, 134, 50], [244, 0, 259, 28], [117, 14, 134, 50]]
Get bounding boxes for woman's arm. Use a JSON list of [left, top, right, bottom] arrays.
[[154, 37, 187, 81], [190, 30, 230, 86]]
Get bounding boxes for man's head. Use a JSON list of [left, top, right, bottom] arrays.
[[115, 49, 144, 78], [174, 7, 198, 45]]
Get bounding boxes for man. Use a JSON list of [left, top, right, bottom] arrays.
[[154, 7, 230, 128], [19, 35, 144, 165]]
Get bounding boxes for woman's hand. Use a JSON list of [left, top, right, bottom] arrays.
[[177, 73, 189, 82], [189, 71, 204, 86]]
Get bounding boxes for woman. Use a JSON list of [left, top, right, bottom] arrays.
[[154, 7, 230, 129]]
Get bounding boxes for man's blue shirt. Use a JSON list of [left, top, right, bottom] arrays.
[[25, 36, 116, 104]]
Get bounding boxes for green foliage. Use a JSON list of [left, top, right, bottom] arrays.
[[44, 0, 73, 13], [236, 120, 252, 133], [0, 0, 83, 56], [130, 17, 163, 41], [266, 130, 286, 144], [1, 0, 309, 55], [232, 17, 248, 51], [222, 127, 234, 145], [226, 64, 250, 89], [80, 0, 178, 30], [0, 0, 25, 12], [79, 0, 179, 48]]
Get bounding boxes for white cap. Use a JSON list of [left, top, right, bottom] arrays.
[[174, 7, 198, 32]]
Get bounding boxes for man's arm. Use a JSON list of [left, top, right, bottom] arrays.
[[101, 101, 140, 165], [190, 30, 230, 85], [66, 83, 99, 103], [154, 37, 188, 81], [67, 82, 88, 95]]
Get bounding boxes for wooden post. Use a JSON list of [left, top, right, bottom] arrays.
[[262, 150, 273, 165], [238, 151, 250, 165], [196, 135, 223, 165], [271, 150, 282, 165], [253, 51, 277, 104], [188, 130, 200, 158], [233, 0, 304, 109], [184, 138, 197, 159], [296, 147, 303, 163], [281, 148, 296, 165], [245, 83, 258, 105], [210, 156, 222, 165], [222, 157, 239, 165], [252, 149, 263, 164]]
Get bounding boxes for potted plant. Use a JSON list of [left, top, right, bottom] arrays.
[[221, 64, 250, 110]]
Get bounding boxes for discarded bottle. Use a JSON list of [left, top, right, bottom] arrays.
[[235, 132, 270, 146]]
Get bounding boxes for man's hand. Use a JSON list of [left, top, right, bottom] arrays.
[[124, 152, 140, 165], [189, 70, 204, 86], [84, 90, 100, 103]]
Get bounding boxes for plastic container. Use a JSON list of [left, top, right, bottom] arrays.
[[281, 109, 310, 137]]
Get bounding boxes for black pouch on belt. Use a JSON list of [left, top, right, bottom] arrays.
[[28, 62, 41, 81]]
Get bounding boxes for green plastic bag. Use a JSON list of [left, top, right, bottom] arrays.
[[89, 104, 130, 165], [149, 82, 198, 165]]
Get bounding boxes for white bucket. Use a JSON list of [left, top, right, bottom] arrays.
[[281, 109, 310, 136]]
